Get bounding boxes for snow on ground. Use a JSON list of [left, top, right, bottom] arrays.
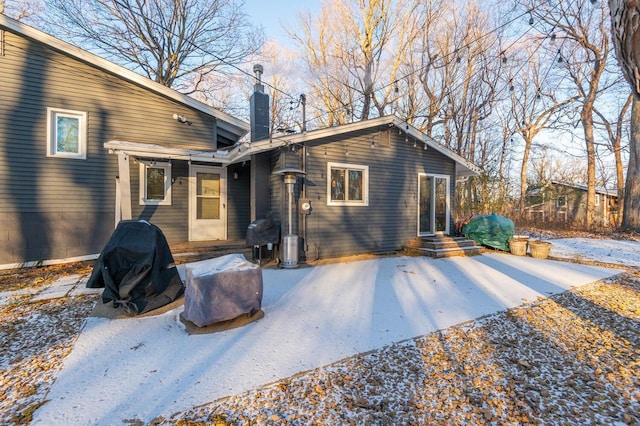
[[31, 244, 621, 426], [550, 237, 640, 268]]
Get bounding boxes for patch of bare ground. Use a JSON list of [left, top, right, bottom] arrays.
[[517, 226, 640, 242], [0, 294, 98, 425], [0, 262, 95, 293]]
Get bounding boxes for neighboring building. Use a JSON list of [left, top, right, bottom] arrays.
[[0, 15, 480, 268], [525, 180, 619, 228]]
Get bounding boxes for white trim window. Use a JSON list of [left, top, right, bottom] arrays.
[[556, 195, 567, 208], [327, 162, 369, 206], [595, 194, 600, 206], [139, 161, 172, 206], [46, 107, 87, 159]]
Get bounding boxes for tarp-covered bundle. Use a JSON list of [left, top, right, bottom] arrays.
[[87, 220, 184, 314], [183, 254, 263, 327], [461, 213, 514, 251]]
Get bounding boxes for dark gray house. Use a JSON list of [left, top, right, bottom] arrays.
[[0, 15, 479, 268], [0, 15, 249, 267], [250, 116, 480, 261]]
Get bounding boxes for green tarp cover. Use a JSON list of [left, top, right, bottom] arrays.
[[461, 213, 514, 251]]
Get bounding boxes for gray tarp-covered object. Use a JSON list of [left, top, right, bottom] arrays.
[[461, 213, 514, 251], [183, 254, 263, 327], [86, 220, 184, 314]]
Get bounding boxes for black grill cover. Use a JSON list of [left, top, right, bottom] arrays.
[[246, 216, 280, 246], [86, 220, 184, 314]]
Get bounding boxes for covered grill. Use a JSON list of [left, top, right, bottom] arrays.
[[246, 215, 280, 264]]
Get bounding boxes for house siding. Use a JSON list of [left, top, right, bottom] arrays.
[[226, 162, 252, 240], [128, 159, 251, 243], [275, 129, 455, 260], [0, 26, 228, 265], [130, 160, 189, 242]]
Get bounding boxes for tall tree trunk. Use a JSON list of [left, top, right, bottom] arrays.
[[519, 137, 533, 217], [615, 138, 625, 227], [609, 0, 640, 230], [623, 98, 640, 230], [583, 114, 597, 229], [614, 122, 626, 228]]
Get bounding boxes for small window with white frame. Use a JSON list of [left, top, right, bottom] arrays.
[[595, 194, 600, 206], [139, 161, 172, 205], [46, 107, 87, 159], [556, 195, 567, 208], [327, 162, 369, 206]]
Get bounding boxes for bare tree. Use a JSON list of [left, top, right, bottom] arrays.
[[502, 41, 580, 217], [291, 4, 354, 126], [40, 0, 263, 93], [291, 0, 414, 123], [0, 0, 42, 20], [609, 0, 640, 230], [524, 0, 613, 229], [401, 0, 458, 136], [593, 93, 632, 226]]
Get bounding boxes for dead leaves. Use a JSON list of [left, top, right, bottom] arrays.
[[162, 273, 640, 425], [1, 296, 97, 424], [2, 269, 639, 425]]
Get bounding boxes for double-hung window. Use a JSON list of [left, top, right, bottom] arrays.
[[327, 162, 368, 206], [556, 195, 567, 208], [139, 161, 172, 205], [46, 107, 87, 159]]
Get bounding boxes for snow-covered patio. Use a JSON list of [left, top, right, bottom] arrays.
[[32, 250, 620, 425]]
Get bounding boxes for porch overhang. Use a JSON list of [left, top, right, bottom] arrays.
[[104, 140, 247, 164]]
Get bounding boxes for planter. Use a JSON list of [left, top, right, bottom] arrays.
[[508, 238, 528, 256], [529, 240, 552, 259]]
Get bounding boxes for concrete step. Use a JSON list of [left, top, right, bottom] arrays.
[[408, 236, 478, 250], [405, 236, 483, 258]]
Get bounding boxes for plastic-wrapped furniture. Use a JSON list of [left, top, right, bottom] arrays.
[[183, 254, 263, 327]]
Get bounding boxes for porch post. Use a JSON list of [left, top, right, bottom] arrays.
[[117, 152, 132, 220], [115, 176, 121, 227]]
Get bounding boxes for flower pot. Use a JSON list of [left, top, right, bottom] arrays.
[[508, 238, 528, 256], [529, 240, 552, 259]]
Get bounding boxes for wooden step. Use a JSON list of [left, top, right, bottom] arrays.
[[170, 240, 253, 264]]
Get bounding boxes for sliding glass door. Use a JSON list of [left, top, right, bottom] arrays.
[[418, 174, 450, 235]]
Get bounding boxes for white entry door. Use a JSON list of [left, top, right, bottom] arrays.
[[189, 165, 227, 241]]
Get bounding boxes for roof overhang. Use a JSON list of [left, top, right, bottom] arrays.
[[248, 115, 481, 177], [105, 115, 482, 177], [550, 180, 618, 197], [0, 14, 249, 141]]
